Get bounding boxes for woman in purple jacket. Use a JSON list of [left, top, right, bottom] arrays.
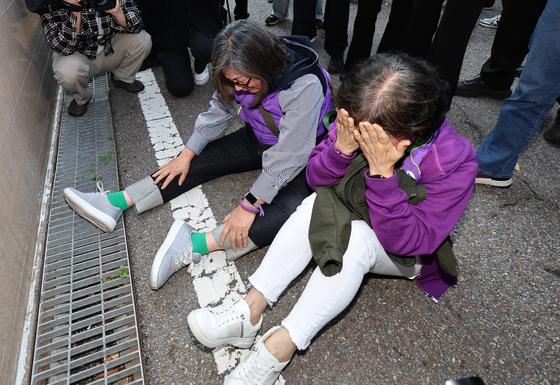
[[186, 53, 478, 384], [62, 21, 332, 290]]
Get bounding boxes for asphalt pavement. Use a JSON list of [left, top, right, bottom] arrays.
[[107, 1, 560, 384]]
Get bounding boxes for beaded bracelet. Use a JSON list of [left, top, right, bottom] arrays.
[[240, 198, 265, 216], [335, 148, 353, 158]]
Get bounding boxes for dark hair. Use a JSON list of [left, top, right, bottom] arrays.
[[336, 53, 448, 141], [211, 20, 292, 106]]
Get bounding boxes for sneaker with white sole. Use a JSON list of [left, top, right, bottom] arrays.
[[150, 220, 202, 290], [479, 14, 500, 29], [225, 326, 290, 385], [187, 299, 262, 349], [264, 14, 285, 25], [63, 182, 122, 233], [194, 64, 210, 86], [475, 172, 512, 188]]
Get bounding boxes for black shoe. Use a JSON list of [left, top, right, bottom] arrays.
[[327, 56, 344, 73], [111, 73, 145, 93], [315, 18, 323, 29], [543, 112, 560, 146], [455, 76, 512, 100], [68, 99, 90, 117], [265, 15, 284, 25]]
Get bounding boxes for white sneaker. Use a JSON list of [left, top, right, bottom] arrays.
[[63, 182, 122, 233], [225, 326, 290, 385], [187, 299, 262, 349], [479, 14, 500, 29], [194, 64, 210, 86]]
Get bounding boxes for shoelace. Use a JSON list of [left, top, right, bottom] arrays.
[[214, 302, 245, 327], [174, 250, 192, 271], [236, 345, 269, 384], [96, 181, 111, 195]]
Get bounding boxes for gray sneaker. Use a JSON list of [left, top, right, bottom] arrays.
[[150, 220, 202, 290], [63, 182, 122, 233], [188, 299, 262, 349]]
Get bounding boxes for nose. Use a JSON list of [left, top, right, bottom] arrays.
[[234, 85, 245, 92]]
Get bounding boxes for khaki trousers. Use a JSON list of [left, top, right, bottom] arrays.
[[52, 30, 152, 104]]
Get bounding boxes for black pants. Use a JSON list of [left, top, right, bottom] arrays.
[[378, 0, 485, 109], [323, 0, 350, 58], [480, 0, 548, 90], [152, 125, 324, 248], [157, 27, 214, 98], [292, 0, 317, 40]]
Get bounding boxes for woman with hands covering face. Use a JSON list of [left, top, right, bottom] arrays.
[[62, 21, 333, 290], [186, 53, 478, 384]]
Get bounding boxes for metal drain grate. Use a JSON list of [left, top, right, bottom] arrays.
[[31, 74, 145, 385]]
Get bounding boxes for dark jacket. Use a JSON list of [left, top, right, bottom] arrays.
[[308, 152, 448, 277], [141, 0, 223, 53]]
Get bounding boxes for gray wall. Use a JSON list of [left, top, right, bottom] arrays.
[[0, 0, 58, 382]]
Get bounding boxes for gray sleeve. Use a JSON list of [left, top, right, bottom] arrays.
[[185, 91, 237, 155], [251, 74, 325, 203]]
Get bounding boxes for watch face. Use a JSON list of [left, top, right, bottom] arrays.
[[245, 193, 257, 205]]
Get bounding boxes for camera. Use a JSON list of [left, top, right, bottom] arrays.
[[26, 0, 116, 13], [78, 0, 117, 12]]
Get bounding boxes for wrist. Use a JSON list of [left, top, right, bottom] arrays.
[[180, 147, 196, 161], [368, 168, 394, 179], [334, 141, 356, 157], [240, 197, 263, 216]]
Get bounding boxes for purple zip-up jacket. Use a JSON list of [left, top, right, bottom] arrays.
[[307, 119, 478, 296]]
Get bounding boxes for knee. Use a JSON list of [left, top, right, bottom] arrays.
[[128, 30, 152, 58], [138, 30, 153, 54], [165, 79, 194, 97], [52, 58, 89, 87]]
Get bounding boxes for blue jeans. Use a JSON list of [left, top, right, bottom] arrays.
[[476, 0, 560, 178]]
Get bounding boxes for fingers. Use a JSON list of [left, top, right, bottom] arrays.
[[219, 223, 230, 247], [396, 139, 412, 153]]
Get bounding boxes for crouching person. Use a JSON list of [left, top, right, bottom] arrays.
[[40, 0, 151, 116]]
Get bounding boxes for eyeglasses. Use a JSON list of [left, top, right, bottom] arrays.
[[224, 77, 253, 89]]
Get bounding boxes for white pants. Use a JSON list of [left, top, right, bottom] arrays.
[[249, 193, 422, 350]]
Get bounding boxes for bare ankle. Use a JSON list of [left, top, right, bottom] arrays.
[[244, 289, 268, 326], [264, 327, 296, 363]]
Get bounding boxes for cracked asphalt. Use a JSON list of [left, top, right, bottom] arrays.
[[108, 1, 560, 384]]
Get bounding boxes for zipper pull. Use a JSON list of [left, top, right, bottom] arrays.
[[425, 293, 439, 303]]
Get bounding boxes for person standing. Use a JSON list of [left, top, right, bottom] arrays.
[[475, 0, 560, 187]]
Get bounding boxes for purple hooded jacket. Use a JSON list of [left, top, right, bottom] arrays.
[[306, 119, 478, 298]]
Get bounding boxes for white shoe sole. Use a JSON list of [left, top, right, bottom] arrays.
[[475, 177, 512, 188], [187, 310, 256, 349], [150, 219, 186, 290], [63, 188, 117, 233]]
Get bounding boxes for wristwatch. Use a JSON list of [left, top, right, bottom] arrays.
[[245, 192, 262, 209]]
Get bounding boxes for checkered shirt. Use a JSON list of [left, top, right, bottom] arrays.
[[40, 0, 143, 60]]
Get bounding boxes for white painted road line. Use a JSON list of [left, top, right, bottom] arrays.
[[135, 70, 285, 382]]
